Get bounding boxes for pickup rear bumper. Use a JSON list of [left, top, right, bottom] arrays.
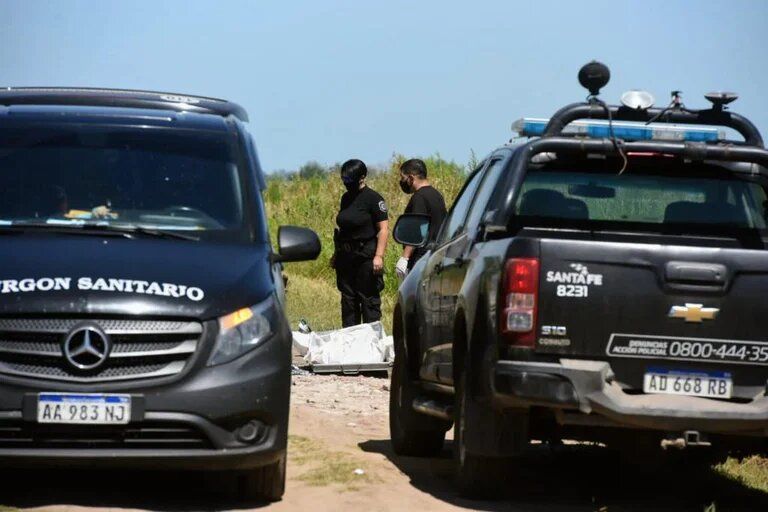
[[492, 359, 768, 434]]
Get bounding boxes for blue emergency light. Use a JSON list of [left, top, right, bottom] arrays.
[[512, 118, 723, 143]]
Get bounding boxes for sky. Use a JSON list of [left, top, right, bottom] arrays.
[[1, 0, 767, 172]]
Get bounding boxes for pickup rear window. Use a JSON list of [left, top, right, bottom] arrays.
[[514, 167, 768, 235]]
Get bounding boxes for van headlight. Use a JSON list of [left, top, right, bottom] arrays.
[[208, 295, 277, 366]]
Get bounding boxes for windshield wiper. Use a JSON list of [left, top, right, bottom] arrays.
[[0, 222, 200, 241], [105, 224, 200, 241]]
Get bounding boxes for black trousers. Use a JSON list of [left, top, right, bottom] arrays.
[[335, 243, 383, 327]]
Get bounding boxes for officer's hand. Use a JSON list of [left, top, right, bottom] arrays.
[[373, 255, 384, 274], [395, 257, 409, 280]]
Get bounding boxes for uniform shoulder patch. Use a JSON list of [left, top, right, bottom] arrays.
[[378, 200, 387, 212]]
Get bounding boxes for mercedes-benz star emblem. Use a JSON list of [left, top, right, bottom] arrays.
[[63, 326, 111, 371]]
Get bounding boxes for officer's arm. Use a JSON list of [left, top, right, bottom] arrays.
[[373, 219, 388, 274], [374, 220, 388, 261]]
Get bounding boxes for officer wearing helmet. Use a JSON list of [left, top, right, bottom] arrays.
[[332, 159, 389, 327]]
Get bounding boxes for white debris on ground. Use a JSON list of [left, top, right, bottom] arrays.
[[292, 321, 394, 365], [291, 373, 390, 417]]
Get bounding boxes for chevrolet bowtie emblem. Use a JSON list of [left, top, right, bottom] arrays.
[[668, 303, 719, 323]]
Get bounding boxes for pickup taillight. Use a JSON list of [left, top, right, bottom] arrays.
[[501, 258, 539, 347]]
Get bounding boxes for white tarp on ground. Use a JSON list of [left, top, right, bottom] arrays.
[[292, 321, 394, 365]]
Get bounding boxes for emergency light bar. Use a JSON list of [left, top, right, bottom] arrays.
[[512, 117, 724, 143]]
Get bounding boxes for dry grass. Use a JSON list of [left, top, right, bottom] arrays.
[[715, 455, 768, 493], [288, 435, 372, 491], [284, 271, 342, 332], [287, 434, 326, 465], [297, 457, 371, 489]]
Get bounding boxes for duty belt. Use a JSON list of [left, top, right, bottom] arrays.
[[338, 239, 372, 253]]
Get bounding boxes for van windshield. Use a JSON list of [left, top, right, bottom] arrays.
[[513, 165, 768, 236], [0, 125, 253, 242]]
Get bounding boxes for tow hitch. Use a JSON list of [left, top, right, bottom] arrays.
[[661, 431, 712, 450]]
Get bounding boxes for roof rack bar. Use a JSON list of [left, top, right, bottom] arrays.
[[0, 87, 249, 122], [543, 102, 763, 147], [529, 137, 768, 167]]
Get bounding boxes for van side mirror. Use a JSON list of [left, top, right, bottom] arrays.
[[274, 226, 321, 262], [393, 214, 430, 248]]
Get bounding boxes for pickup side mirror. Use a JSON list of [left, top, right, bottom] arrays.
[[393, 214, 430, 248], [274, 226, 321, 262]]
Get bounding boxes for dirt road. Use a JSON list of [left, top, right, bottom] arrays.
[[2, 374, 767, 511]]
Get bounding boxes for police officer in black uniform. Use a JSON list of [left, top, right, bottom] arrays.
[[332, 159, 389, 327], [395, 158, 447, 279]]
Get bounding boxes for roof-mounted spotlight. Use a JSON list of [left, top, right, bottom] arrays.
[[620, 90, 655, 111], [578, 61, 610, 96], [704, 91, 739, 111]]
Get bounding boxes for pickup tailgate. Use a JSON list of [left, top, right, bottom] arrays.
[[536, 238, 768, 394]]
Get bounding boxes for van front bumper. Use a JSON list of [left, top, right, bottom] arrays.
[[0, 326, 291, 470]]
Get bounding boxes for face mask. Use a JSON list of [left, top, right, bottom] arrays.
[[343, 178, 359, 192], [399, 177, 412, 194]]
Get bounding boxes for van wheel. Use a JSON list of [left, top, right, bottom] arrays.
[[235, 454, 286, 503], [454, 369, 509, 499], [389, 348, 447, 457]]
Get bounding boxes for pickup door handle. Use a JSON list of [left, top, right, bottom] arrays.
[[443, 257, 465, 269], [665, 261, 728, 286]]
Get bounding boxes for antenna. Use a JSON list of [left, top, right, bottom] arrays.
[[577, 61, 627, 173]]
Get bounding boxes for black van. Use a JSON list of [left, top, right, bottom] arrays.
[[0, 88, 320, 502]]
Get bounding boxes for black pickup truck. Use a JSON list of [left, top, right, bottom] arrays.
[[389, 63, 768, 497]]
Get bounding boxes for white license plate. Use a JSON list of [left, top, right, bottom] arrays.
[[37, 393, 131, 424], [643, 368, 732, 399]]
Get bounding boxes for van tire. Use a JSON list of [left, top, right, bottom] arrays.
[[235, 454, 286, 503]]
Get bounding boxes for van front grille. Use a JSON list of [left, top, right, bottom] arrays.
[[0, 318, 202, 383]]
